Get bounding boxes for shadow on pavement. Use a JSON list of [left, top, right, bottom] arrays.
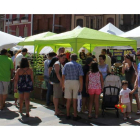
[[18, 114, 42, 126], [0, 103, 19, 120], [15, 104, 37, 113]]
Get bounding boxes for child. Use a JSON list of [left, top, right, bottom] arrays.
[[86, 62, 104, 119], [119, 80, 136, 120]]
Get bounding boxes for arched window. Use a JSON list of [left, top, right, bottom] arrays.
[[107, 18, 114, 24], [76, 19, 83, 27]]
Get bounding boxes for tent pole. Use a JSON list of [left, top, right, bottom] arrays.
[[32, 44, 37, 99], [90, 44, 91, 53]]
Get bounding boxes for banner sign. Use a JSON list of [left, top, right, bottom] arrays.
[[112, 49, 140, 57]]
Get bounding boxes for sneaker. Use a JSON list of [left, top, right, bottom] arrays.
[[123, 117, 127, 120], [73, 116, 81, 121], [66, 116, 71, 120], [82, 111, 88, 114], [127, 116, 131, 119]]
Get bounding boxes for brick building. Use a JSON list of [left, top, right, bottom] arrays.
[[4, 14, 33, 37], [33, 14, 71, 34], [71, 14, 140, 32], [0, 14, 4, 31]]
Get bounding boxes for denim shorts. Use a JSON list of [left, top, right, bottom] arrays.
[[18, 91, 31, 94]]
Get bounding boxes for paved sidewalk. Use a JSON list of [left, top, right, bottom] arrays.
[[0, 95, 140, 126]]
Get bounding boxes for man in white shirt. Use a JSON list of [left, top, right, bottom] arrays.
[[15, 48, 28, 70], [101, 49, 111, 72]]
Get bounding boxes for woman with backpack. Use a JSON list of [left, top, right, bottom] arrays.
[[14, 58, 34, 117], [50, 53, 66, 116]]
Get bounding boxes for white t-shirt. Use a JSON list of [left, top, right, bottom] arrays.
[[15, 53, 23, 70], [105, 55, 111, 72], [120, 88, 131, 103]]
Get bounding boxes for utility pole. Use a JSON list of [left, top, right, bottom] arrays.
[[52, 14, 55, 32], [52, 14, 63, 33]]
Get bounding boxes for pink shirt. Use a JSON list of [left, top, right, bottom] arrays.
[[88, 72, 101, 90]]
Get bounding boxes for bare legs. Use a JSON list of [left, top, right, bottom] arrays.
[[89, 94, 100, 118], [0, 94, 3, 110], [129, 93, 140, 112], [0, 94, 7, 110], [66, 98, 71, 116], [88, 95, 94, 117], [94, 94, 100, 118], [82, 97, 89, 112], [19, 92, 30, 116], [66, 98, 77, 117], [53, 97, 59, 115]]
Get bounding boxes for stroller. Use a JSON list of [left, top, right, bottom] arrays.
[[102, 74, 122, 118]]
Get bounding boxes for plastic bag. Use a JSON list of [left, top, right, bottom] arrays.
[[77, 92, 82, 112]]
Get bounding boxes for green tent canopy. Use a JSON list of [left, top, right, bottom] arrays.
[[35, 27, 137, 54], [18, 31, 56, 46]]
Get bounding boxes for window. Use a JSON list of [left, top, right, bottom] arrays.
[[86, 17, 89, 27], [96, 17, 100, 29], [25, 14, 28, 18], [76, 19, 83, 27], [16, 26, 19, 36], [17, 14, 20, 19], [24, 26, 28, 37], [90, 18, 93, 29], [9, 14, 12, 19], [107, 17, 114, 24]]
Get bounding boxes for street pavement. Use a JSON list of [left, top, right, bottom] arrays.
[[0, 95, 140, 126]]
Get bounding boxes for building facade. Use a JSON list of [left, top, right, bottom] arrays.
[[71, 14, 120, 30], [71, 14, 140, 32], [119, 14, 140, 31], [4, 14, 33, 37], [33, 14, 71, 35], [0, 14, 4, 31]]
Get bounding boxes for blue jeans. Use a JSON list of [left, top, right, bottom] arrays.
[[44, 76, 53, 105], [46, 82, 53, 105]]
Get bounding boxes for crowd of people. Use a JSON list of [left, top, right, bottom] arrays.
[[0, 47, 140, 121]]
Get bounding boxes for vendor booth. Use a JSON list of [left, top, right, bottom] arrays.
[[17, 27, 137, 100]]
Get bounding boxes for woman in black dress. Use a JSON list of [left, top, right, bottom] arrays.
[[82, 57, 93, 113], [122, 54, 140, 114]]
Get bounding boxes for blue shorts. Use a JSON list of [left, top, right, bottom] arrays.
[[18, 91, 31, 94]]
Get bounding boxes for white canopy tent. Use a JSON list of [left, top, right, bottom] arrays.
[[99, 23, 124, 35], [94, 23, 125, 60], [115, 26, 140, 49], [0, 31, 24, 50]]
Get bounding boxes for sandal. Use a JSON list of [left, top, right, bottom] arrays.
[[82, 111, 88, 114], [55, 112, 65, 116], [95, 115, 98, 119], [26, 114, 30, 117], [123, 117, 127, 120], [136, 110, 140, 115], [88, 114, 92, 119], [127, 116, 131, 119]]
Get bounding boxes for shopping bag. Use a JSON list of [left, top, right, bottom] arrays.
[[77, 92, 82, 112]]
